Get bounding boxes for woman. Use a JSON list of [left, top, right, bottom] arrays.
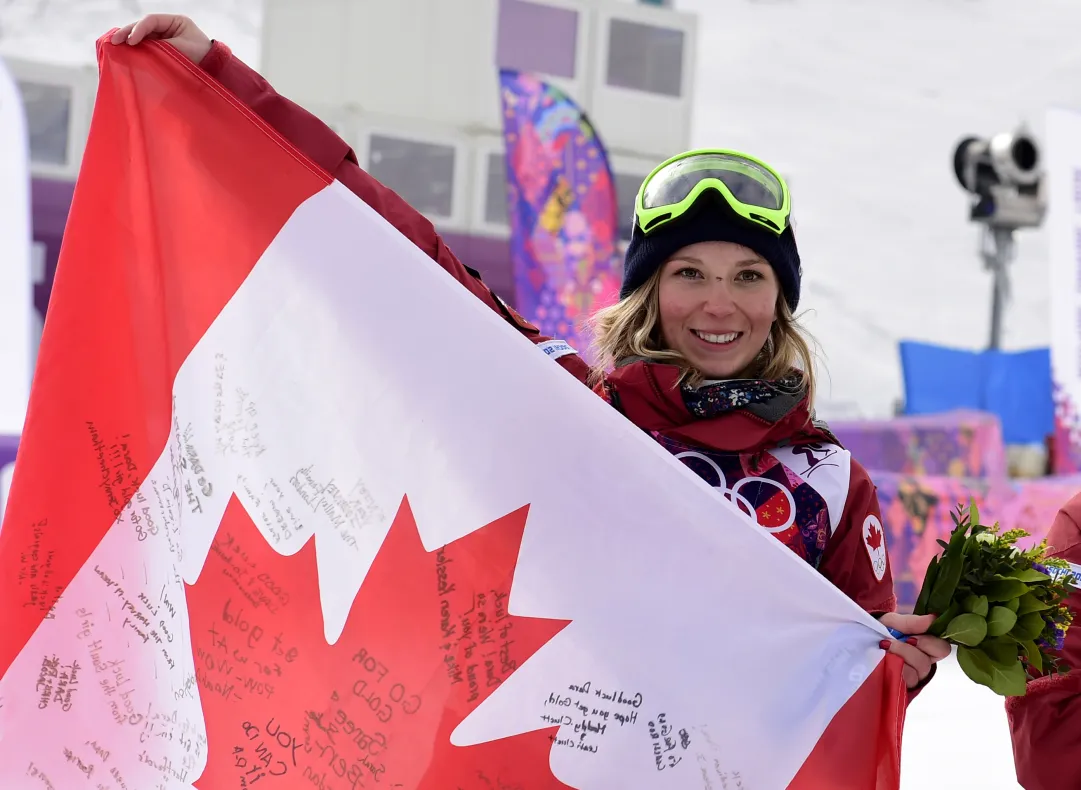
[[112, 15, 949, 691]]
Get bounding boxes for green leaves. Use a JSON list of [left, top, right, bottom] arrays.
[[913, 499, 1077, 697], [1015, 593, 1051, 617], [1019, 639, 1043, 674], [990, 660, 1029, 696], [1008, 568, 1052, 584], [926, 518, 968, 614], [1010, 612, 1046, 642], [913, 555, 938, 617], [942, 613, 987, 646], [962, 594, 989, 617], [980, 637, 1020, 668], [984, 579, 1029, 602], [985, 606, 1017, 638], [927, 558, 962, 614], [928, 601, 962, 637], [957, 645, 1028, 696], [957, 645, 993, 686]]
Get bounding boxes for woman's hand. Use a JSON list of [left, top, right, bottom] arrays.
[[877, 612, 951, 690], [109, 14, 212, 64]]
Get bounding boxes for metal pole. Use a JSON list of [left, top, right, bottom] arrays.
[[982, 226, 1015, 351]]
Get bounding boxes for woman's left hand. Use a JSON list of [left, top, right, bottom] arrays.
[[877, 612, 952, 690]]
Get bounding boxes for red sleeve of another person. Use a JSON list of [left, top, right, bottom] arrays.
[[1006, 493, 1081, 790], [197, 40, 590, 385]]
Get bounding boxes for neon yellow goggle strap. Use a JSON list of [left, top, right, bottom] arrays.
[[634, 148, 792, 237]]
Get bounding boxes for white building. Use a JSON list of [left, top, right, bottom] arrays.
[[261, 0, 697, 293], [8, 0, 698, 309]]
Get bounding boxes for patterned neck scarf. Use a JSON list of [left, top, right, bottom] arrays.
[[681, 372, 805, 420]]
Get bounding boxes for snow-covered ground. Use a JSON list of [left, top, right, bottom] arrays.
[[0, 1, 1058, 787], [902, 654, 1023, 790]]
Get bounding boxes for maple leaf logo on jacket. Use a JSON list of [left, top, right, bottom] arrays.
[[862, 515, 888, 582], [186, 496, 571, 788], [866, 523, 883, 552]]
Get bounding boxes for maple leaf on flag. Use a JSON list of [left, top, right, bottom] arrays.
[[185, 495, 571, 788], [866, 522, 884, 552]]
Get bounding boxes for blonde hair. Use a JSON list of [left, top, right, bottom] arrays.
[[589, 267, 817, 404]]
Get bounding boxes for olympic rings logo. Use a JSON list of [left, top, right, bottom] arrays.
[[673, 451, 796, 534]]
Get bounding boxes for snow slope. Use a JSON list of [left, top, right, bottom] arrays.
[[678, 0, 1081, 418]]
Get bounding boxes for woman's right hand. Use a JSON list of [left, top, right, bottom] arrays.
[[109, 14, 212, 65]]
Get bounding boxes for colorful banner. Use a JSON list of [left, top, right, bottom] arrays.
[[0, 39, 906, 790], [0, 55, 33, 435], [876, 472, 1081, 610], [499, 69, 621, 365], [1048, 108, 1081, 474], [831, 409, 1007, 480]]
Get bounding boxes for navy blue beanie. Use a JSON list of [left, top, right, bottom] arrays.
[[620, 201, 802, 312]]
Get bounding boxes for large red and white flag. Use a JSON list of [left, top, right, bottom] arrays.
[[0, 38, 906, 790]]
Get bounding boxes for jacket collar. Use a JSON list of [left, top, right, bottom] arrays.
[[599, 359, 837, 454]]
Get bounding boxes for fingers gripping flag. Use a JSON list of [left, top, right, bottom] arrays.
[[0, 37, 905, 789]]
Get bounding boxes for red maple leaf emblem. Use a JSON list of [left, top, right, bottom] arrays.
[[865, 521, 884, 552], [186, 495, 572, 789]]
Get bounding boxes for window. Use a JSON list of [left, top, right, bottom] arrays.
[[17, 81, 71, 166], [485, 153, 509, 226], [368, 135, 456, 218], [614, 172, 646, 241], [605, 19, 684, 98], [496, 0, 579, 80]]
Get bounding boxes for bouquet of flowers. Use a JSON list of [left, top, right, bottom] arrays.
[[913, 501, 1075, 696]]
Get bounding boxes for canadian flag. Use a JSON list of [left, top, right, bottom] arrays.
[[0, 37, 905, 789]]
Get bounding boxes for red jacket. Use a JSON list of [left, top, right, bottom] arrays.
[[198, 42, 896, 617], [1006, 494, 1081, 789]]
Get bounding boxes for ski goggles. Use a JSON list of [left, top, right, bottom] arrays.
[[634, 149, 792, 237]]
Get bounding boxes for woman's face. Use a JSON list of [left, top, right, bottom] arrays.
[[657, 241, 780, 380]]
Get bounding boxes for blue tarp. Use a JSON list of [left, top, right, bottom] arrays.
[[899, 341, 1053, 445]]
